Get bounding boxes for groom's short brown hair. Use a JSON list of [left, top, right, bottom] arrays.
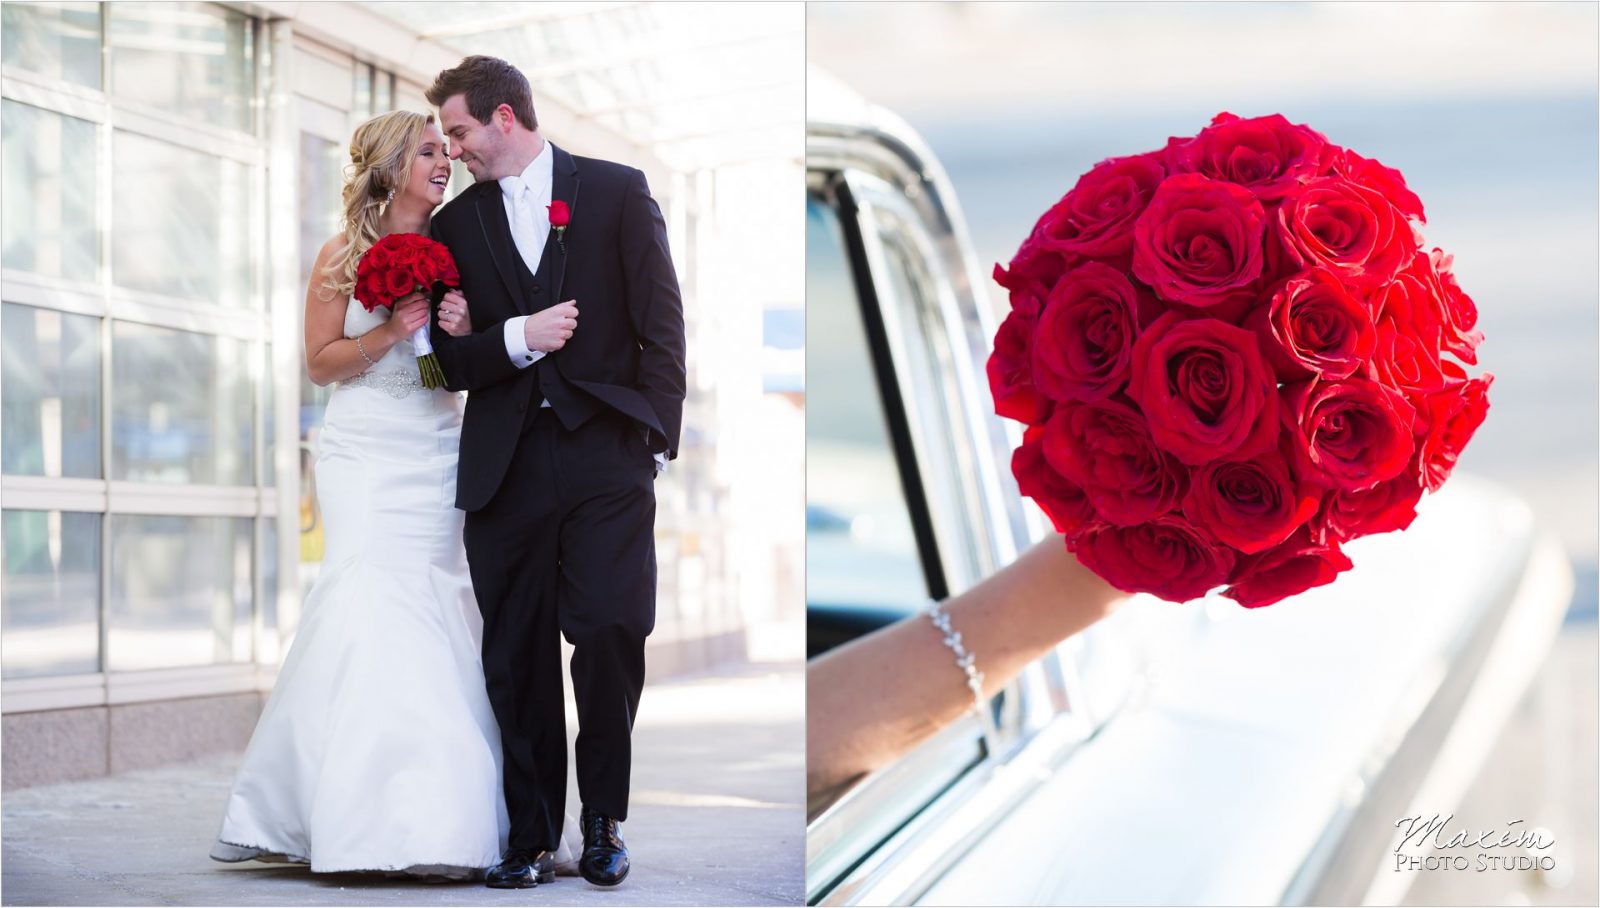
[[426, 55, 538, 131]]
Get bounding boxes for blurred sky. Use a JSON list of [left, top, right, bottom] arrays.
[[808, 1, 1600, 569]]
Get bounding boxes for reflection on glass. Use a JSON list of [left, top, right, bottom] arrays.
[[262, 342, 274, 487], [298, 132, 341, 580], [0, 2, 102, 89], [2, 100, 99, 280], [111, 321, 253, 485], [1, 510, 101, 679], [2, 304, 102, 478], [260, 516, 278, 664], [112, 130, 254, 307], [108, 514, 252, 671], [805, 195, 928, 610], [107, 1, 255, 134]]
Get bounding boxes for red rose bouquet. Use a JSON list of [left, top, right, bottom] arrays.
[[991, 112, 1492, 608], [355, 232, 460, 389]]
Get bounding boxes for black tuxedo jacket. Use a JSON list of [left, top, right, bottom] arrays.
[[428, 144, 687, 512]]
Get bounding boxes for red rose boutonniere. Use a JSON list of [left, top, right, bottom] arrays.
[[548, 200, 570, 254]]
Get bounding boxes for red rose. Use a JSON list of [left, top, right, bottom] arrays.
[[1183, 442, 1320, 554], [1132, 173, 1268, 310], [548, 199, 570, 228], [988, 309, 1048, 425], [1042, 398, 1187, 526], [1223, 527, 1352, 608], [993, 260, 1054, 320], [1315, 463, 1424, 544], [1331, 147, 1425, 223], [1038, 153, 1167, 261], [1072, 515, 1235, 602], [1286, 379, 1416, 492], [1416, 374, 1492, 492], [1013, 426, 1095, 536], [1168, 112, 1331, 200], [1276, 177, 1414, 289], [1409, 249, 1483, 366], [1253, 267, 1376, 381], [382, 266, 415, 301], [1031, 263, 1146, 403], [1129, 312, 1280, 465], [1371, 271, 1447, 402]]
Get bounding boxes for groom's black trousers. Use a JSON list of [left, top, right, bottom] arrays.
[[463, 406, 656, 854]]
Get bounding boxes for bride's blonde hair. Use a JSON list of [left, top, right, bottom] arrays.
[[322, 110, 434, 298]]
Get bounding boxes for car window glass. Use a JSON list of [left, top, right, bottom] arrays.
[[805, 195, 928, 613]]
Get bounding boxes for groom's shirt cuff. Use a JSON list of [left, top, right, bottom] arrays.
[[503, 317, 546, 369]]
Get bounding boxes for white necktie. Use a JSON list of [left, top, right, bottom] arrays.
[[505, 177, 540, 274]]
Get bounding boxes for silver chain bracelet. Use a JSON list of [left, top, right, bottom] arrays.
[[927, 600, 1000, 758], [355, 335, 377, 368]]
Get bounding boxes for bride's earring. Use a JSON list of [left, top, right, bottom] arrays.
[[385, 188, 395, 205]]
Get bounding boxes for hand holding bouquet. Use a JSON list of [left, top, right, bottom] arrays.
[[355, 233, 461, 389], [990, 113, 1491, 609]]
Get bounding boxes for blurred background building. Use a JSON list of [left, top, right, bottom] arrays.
[[1, 0, 803, 788], [810, 2, 1594, 905]]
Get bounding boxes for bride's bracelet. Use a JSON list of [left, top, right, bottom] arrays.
[[355, 336, 377, 369], [927, 600, 997, 754]]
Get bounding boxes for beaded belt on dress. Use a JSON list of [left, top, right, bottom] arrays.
[[339, 369, 423, 399]]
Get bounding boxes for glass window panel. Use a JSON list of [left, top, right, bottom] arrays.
[[107, 2, 255, 134], [297, 132, 339, 579], [805, 195, 928, 612], [2, 100, 100, 280], [262, 342, 274, 487], [353, 63, 372, 119], [259, 516, 278, 664], [2, 304, 102, 478], [112, 130, 254, 307], [1, 510, 101, 679], [108, 514, 252, 671], [374, 70, 393, 115], [0, 2, 102, 89], [111, 321, 253, 485]]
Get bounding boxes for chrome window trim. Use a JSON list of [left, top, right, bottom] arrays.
[[805, 117, 1097, 905]]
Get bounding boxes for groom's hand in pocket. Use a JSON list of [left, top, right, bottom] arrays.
[[524, 300, 579, 352]]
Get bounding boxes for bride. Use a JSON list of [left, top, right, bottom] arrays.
[[209, 110, 579, 880]]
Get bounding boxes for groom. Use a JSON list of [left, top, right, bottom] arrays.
[[425, 56, 686, 889]]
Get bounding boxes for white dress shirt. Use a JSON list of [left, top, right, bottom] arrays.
[[495, 141, 666, 474]]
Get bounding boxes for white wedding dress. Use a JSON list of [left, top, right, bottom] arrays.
[[210, 299, 580, 879]]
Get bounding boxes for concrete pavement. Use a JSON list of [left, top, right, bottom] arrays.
[[1, 662, 804, 907]]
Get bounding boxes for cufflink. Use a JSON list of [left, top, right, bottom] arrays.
[[525, 355, 533, 363]]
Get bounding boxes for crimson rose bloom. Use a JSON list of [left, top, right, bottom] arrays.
[[1410, 249, 1484, 366], [1183, 443, 1320, 554], [1254, 267, 1376, 381], [1224, 528, 1353, 609], [1287, 379, 1416, 492], [1031, 263, 1145, 403], [1042, 398, 1187, 526], [1168, 112, 1330, 201], [1129, 312, 1279, 464], [1132, 173, 1267, 309], [548, 199, 571, 227], [1371, 271, 1448, 404], [1038, 153, 1167, 260], [1416, 374, 1493, 492], [1332, 147, 1426, 223], [1073, 516, 1235, 603], [1315, 464, 1424, 544], [1276, 177, 1414, 289], [988, 309, 1047, 425], [1013, 426, 1095, 537]]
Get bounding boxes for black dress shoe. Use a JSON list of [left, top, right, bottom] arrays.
[[485, 848, 554, 889], [578, 807, 629, 886]]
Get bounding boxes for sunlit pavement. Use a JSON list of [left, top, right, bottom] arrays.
[[1, 661, 804, 907]]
